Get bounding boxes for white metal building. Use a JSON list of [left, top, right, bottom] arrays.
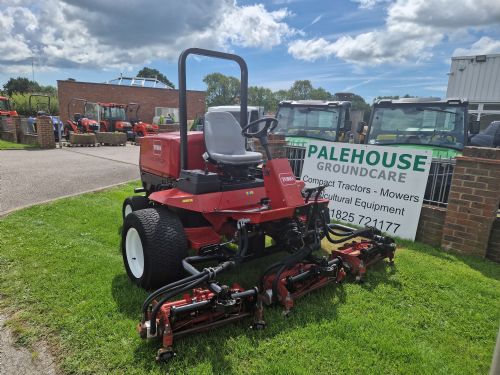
[[446, 54, 500, 124]]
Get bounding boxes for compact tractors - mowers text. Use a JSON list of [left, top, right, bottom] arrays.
[[121, 49, 396, 362], [126, 102, 158, 137]]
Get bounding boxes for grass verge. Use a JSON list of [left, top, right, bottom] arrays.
[[0, 182, 499, 374], [0, 138, 38, 150]]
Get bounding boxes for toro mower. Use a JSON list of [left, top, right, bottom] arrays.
[[64, 98, 100, 139], [126, 102, 158, 138], [121, 48, 396, 362]]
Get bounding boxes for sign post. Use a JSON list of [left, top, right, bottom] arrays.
[[301, 141, 432, 240]]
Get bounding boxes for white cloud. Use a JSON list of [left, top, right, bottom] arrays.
[[289, 0, 500, 65], [351, 0, 391, 9], [453, 37, 500, 56], [0, 0, 297, 71]]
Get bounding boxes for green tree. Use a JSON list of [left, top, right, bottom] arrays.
[[310, 87, 334, 100], [3, 77, 41, 96], [248, 86, 277, 112], [288, 80, 314, 100], [136, 67, 175, 88], [203, 73, 240, 107]]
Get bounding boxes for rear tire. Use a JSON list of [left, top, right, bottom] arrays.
[[122, 195, 149, 219], [122, 207, 188, 290]]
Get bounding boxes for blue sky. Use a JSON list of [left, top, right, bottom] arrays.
[[1, 0, 499, 102]]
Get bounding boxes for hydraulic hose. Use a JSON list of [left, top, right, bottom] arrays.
[[148, 260, 235, 335], [270, 244, 315, 303], [142, 272, 207, 316], [142, 254, 226, 314], [321, 212, 376, 244], [149, 273, 210, 336]]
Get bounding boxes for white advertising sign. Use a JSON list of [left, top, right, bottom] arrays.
[[301, 141, 432, 240]]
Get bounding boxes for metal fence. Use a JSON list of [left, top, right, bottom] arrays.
[[284, 145, 455, 207], [424, 157, 455, 207], [286, 145, 306, 177]]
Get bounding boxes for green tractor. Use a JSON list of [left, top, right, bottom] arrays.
[[274, 100, 352, 175], [359, 97, 480, 205]]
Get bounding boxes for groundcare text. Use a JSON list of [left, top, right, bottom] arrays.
[[301, 141, 432, 240]]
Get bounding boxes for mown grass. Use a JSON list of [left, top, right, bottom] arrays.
[[0, 138, 38, 150], [0, 182, 499, 374]]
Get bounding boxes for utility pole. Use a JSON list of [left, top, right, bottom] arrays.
[[32, 55, 35, 82]]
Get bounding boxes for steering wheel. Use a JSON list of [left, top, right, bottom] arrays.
[[431, 131, 456, 143], [241, 117, 278, 139]]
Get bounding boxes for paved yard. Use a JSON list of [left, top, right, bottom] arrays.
[[0, 144, 140, 215]]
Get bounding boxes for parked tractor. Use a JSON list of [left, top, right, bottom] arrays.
[[126, 103, 158, 137], [120, 48, 396, 362], [64, 98, 100, 139], [0, 96, 18, 117], [359, 97, 480, 205], [98, 102, 134, 140], [274, 100, 353, 147], [27, 94, 64, 141]]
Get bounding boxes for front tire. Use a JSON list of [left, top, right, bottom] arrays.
[[122, 195, 149, 219], [122, 207, 188, 290]]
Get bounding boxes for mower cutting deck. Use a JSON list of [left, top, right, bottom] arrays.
[[121, 48, 396, 362]]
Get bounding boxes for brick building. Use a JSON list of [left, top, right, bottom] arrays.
[[57, 80, 206, 124]]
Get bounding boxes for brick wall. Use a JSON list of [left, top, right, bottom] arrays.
[[415, 205, 446, 247], [57, 80, 205, 125], [36, 116, 55, 149], [441, 147, 500, 257], [251, 134, 287, 160], [0, 116, 18, 142]]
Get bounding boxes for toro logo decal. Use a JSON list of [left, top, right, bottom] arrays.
[[153, 140, 162, 156], [279, 173, 296, 186]]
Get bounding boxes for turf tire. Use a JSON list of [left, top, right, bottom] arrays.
[[122, 195, 149, 219], [122, 207, 188, 290]]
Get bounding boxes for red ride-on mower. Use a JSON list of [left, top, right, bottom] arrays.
[[64, 98, 100, 139], [126, 103, 158, 138], [121, 48, 396, 362]]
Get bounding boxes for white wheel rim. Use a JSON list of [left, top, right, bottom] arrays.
[[126, 227, 145, 278], [124, 204, 133, 217]]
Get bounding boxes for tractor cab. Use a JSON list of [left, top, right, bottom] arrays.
[[99, 102, 134, 139], [274, 100, 352, 147]]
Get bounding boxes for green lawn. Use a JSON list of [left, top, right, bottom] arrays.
[[0, 183, 499, 374], [0, 138, 38, 150]]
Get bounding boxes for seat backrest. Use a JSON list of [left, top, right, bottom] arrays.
[[204, 111, 246, 156]]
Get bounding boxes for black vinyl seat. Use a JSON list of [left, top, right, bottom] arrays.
[[204, 111, 262, 165]]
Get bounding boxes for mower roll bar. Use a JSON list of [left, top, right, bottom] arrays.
[[67, 98, 88, 119], [178, 48, 248, 170], [29, 94, 51, 115]]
